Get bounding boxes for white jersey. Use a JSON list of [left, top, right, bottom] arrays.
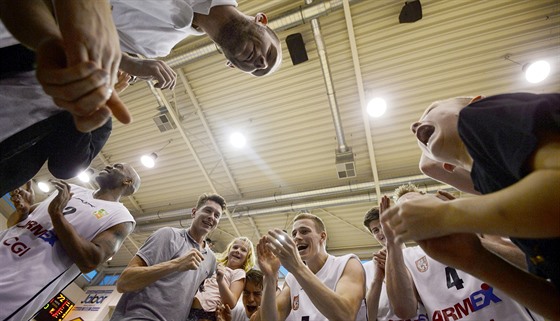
[[230, 300, 250, 321], [403, 246, 542, 321], [285, 254, 363, 321], [0, 184, 134, 321], [357, 253, 428, 321]]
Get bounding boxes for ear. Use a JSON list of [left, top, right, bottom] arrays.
[[254, 12, 268, 25], [191, 207, 197, 217], [442, 162, 456, 173], [469, 95, 484, 104], [225, 60, 236, 69], [320, 231, 327, 243]]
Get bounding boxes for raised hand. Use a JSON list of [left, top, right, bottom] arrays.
[[48, 180, 74, 217], [216, 264, 226, 283], [373, 248, 387, 279], [381, 194, 449, 243], [115, 70, 132, 94], [417, 233, 484, 271], [264, 229, 304, 273], [175, 248, 204, 271], [9, 181, 35, 216], [256, 236, 281, 277]]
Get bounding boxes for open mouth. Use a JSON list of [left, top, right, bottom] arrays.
[[416, 125, 435, 146], [246, 305, 258, 314], [296, 244, 308, 253]]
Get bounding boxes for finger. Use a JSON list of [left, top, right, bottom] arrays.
[[106, 91, 132, 125], [37, 61, 99, 86], [42, 69, 110, 102], [73, 107, 112, 133], [53, 84, 112, 117]]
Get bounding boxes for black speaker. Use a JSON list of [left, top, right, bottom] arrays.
[[399, 0, 422, 23], [286, 33, 308, 66]]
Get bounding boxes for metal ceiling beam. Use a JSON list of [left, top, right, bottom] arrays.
[[342, 0, 383, 204], [177, 69, 242, 197], [146, 81, 242, 237]]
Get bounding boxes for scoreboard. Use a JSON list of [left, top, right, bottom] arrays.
[[34, 292, 75, 321]]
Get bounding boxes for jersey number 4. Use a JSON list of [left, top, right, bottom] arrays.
[[445, 266, 464, 290]]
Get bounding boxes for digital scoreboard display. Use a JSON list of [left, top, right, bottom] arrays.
[[34, 292, 75, 321]]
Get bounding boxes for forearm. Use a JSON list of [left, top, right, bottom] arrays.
[[117, 259, 182, 293], [468, 248, 560, 320], [0, 0, 60, 50], [257, 275, 280, 321], [447, 170, 560, 238], [291, 266, 357, 320], [49, 212, 106, 272], [480, 237, 527, 270], [385, 244, 417, 319], [218, 279, 239, 308], [366, 276, 384, 320]]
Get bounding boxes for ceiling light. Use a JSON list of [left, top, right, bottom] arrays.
[[141, 153, 157, 168], [77, 168, 94, 183], [37, 181, 50, 193], [140, 139, 172, 168], [504, 54, 551, 84], [524, 60, 550, 83], [230, 132, 246, 148], [367, 97, 387, 118]]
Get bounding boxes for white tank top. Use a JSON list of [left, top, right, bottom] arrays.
[[0, 184, 135, 321], [285, 254, 362, 321], [402, 246, 542, 321]]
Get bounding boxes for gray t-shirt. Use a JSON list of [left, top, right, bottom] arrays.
[[111, 227, 216, 321]]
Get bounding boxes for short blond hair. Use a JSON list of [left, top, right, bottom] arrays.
[[292, 213, 326, 233], [393, 183, 423, 203]]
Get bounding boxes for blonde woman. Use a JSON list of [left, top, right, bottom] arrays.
[[189, 237, 255, 321]]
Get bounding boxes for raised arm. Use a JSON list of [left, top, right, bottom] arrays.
[[47, 180, 134, 272], [217, 266, 245, 308], [119, 54, 177, 90], [252, 237, 291, 321], [366, 250, 386, 320], [116, 248, 205, 293], [267, 229, 365, 320], [418, 232, 560, 320], [7, 181, 37, 227]]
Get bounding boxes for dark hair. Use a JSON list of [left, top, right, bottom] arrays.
[[245, 269, 264, 289], [363, 207, 380, 233], [196, 193, 227, 211]]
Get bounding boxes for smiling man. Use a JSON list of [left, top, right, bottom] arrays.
[[253, 213, 365, 321], [112, 0, 282, 77], [111, 193, 226, 321], [382, 92, 560, 319]]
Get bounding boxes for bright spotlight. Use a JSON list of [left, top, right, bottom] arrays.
[[78, 170, 90, 183], [367, 97, 387, 118], [230, 132, 246, 148], [141, 153, 157, 168], [38, 181, 50, 193], [524, 60, 550, 83]]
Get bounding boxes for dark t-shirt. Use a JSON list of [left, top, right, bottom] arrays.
[[458, 92, 560, 289]]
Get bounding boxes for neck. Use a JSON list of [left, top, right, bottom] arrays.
[[187, 227, 206, 246], [193, 5, 243, 40], [306, 249, 328, 274], [92, 188, 121, 202]]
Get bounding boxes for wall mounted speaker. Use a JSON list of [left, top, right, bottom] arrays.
[[286, 33, 309, 66]]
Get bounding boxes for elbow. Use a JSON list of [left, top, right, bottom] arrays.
[[116, 278, 133, 293], [393, 305, 417, 319]]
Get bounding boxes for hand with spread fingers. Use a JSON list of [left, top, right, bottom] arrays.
[[256, 236, 281, 278], [216, 303, 232, 321], [47, 180, 74, 218], [120, 55, 177, 90]]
